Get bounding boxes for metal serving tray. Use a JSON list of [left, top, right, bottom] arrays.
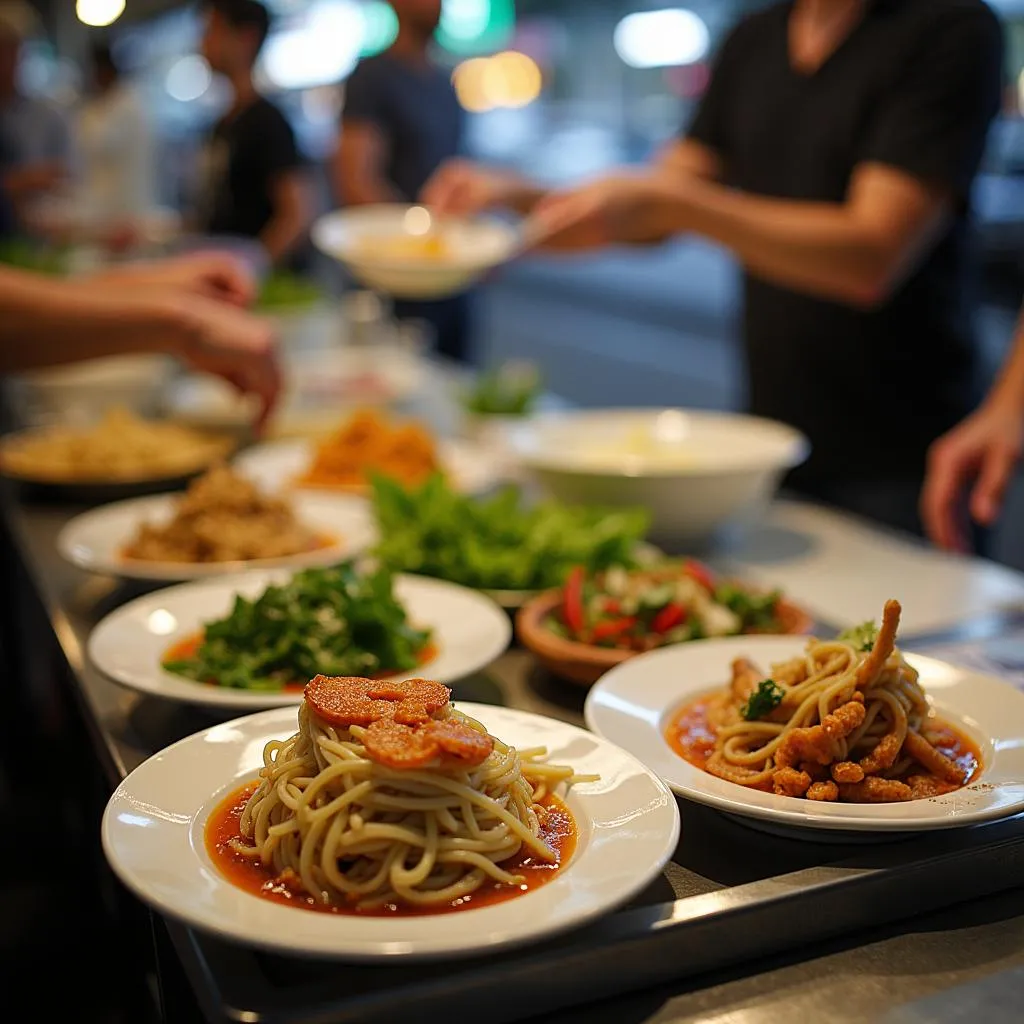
[[166, 799, 1024, 1024]]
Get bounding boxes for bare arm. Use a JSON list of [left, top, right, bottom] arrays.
[[259, 170, 310, 264], [653, 138, 723, 182], [0, 267, 191, 372], [656, 163, 951, 307], [333, 121, 401, 206], [0, 264, 280, 427], [531, 161, 950, 308]]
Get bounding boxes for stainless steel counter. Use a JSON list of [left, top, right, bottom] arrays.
[[7, 492, 1024, 1024]]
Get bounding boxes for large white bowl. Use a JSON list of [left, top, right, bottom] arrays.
[[505, 408, 809, 544], [312, 204, 520, 299]]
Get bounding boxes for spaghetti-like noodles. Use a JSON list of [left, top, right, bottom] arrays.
[[679, 600, 979, 803], [230, 676, 593, 908]]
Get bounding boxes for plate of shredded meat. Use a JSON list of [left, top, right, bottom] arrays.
[[585, 599, 1024, 835], [58, 464, 378, 581]]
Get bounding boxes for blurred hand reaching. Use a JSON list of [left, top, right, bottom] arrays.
[[421, 159, 537, 217], [921, 402, 1024, 552], [525, 175, 673, 251], [95, 253, 257, 307], [172, 295, 282, 433]]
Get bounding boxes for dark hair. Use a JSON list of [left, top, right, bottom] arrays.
[[207, 0, 272, 53], [90, 40, 118, 79]]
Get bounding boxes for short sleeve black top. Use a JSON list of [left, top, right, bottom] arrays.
[[686, 0, 1003, 485], [342, 53, 464, 202], [202, 96, 301, 240]]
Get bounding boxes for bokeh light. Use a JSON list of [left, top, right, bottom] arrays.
[[453, 51, 542, 113], [614, 9, 710, 69], [76, 0, 126, 28]]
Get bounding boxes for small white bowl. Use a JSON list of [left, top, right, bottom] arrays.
[[505, 408, 809, 544], [312, 204, 520, 299]]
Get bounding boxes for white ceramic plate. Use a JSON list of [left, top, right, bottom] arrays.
[[58, 492, 378, 582], [585, 635, 1024, 834], [88, 571, 512, 710], [312, 205, 520, 300], [234, 436, 500, 496], [101, 702, 679, 959]]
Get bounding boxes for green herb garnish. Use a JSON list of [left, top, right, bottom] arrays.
[[838, 620, 878, 652], [164, 561, 431, 691], [371, 472, 649, 591], [740, 679, 786, 721]]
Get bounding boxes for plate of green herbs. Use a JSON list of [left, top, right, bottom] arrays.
[[88, 562, 511, 710]]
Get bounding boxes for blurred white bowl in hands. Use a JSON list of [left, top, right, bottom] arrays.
[[312, 204, 520, 300], [505, 408, 809, 544]]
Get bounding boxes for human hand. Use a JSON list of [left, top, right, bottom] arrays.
[[98, 252, 257, 307], [421, 159, 530, 216], [921, 401, 1024, 552], [173, 296, 282, 432], [524, 175, 673, 252]]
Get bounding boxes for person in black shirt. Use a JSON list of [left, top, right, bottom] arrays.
[[333, 0, 470, 362], [198, 0, 309, 265], [426, 0, 1003, 537]]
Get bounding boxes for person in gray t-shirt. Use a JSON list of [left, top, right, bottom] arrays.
[[333, 0, 471, 363]]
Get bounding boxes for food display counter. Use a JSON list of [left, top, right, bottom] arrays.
[[3, 364, 1024, 1024]]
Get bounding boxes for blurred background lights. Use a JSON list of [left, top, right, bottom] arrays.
[[453, 51, 542, 113], [437, 0, 515, 56], [260, 0, 363, 90], [165, 54, 212, 102], [360, 0, 399, 57], [613, 9, 710, 69], [76, 0, 126, 28]]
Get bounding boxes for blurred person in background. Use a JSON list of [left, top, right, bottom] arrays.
[[74, 41, 157, 250], [333, 0, 470, 362], [0, 251, 279, 428], [197, 0, 309, 266], [426, 0, 1002, 537], [923, 315, 1024, 552], [0, 1, 73, 237]]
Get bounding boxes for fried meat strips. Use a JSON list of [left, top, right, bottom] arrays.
[[774, 700, 866, 770]]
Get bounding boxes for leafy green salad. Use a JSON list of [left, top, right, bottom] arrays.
[[163, 562, 431, 692], [257, 270, 327, 311], [461, 361, 542, 416], [371, 473, 650, 592]]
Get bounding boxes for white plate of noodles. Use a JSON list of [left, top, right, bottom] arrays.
[[101, 694, 679, 960], [585, 600, 1024, 834]]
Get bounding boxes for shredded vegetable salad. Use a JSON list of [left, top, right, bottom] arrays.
[[545, 560, 787, 651]]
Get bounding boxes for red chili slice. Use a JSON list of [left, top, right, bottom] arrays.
[[651, 602, 686, 633], [562, 565, 586, 635], [682, 559, 716, 592], [591, 615, 638, 643]]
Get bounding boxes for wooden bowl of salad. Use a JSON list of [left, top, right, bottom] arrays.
[[515, 560, 814, 686]]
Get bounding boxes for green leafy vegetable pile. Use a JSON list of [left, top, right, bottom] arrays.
[[461, 361, 542, 416], [371, 473, 650, 591], [163, 562, 431, 691], [257, 271, 327, 311]]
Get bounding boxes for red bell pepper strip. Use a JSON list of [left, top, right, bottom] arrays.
[[591, 616, 638, 642], [651, 602, 686, 634], [682, 559, 716, 592], [563, 566, 586, 634]]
